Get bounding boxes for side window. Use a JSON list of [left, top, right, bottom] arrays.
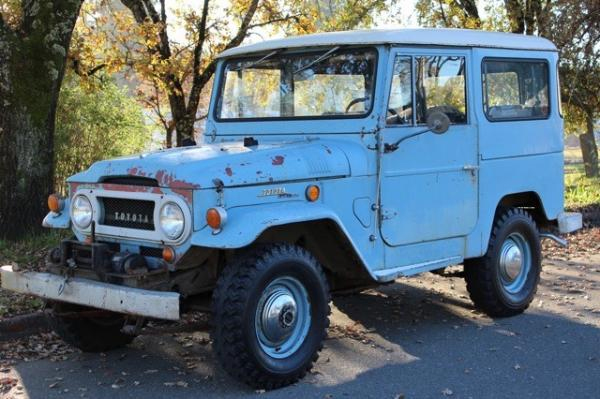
[[387, 56, 413, 125], [482, 59, 549, 121], [415, 56, 467, 125]]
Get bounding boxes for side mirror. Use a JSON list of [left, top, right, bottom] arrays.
[[426, 111, 450, 135], [383, 111, 451, 153]]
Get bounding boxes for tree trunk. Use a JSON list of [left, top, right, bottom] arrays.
[[0, 2, 82, 240], [579, 112, 599, 177], [505, 0, 526, 33]]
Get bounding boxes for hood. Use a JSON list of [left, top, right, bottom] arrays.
[[68, 140, 352, 190]]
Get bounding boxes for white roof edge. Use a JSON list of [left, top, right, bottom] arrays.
[[217, 28, 557, 59]]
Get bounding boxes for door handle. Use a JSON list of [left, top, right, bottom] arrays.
[[463, 165, 479, 176]]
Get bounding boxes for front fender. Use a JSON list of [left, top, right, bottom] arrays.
[[191, 201, 346, 249], [42, 198, 71, 229]]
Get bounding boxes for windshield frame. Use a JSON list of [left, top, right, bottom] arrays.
[[213, 46, 379, 123]]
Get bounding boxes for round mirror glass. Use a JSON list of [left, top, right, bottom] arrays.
[[426, 112, 450, 135]]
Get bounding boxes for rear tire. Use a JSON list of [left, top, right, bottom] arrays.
[[211, 243, 330, 390], [464, 208, 541, 317], [47, 302, 135, 352]]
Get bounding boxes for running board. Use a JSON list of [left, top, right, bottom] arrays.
[[373, 256, 463, 282]]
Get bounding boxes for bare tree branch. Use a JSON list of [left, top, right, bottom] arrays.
[[159, 0, 167, 23], [186, 0, 210, 114], [225, 0, 260, 51], [247, 13, 304, 30], [437, 0, 449, 27], [455, 0, 479, 20], [0, 10, 6, 31]]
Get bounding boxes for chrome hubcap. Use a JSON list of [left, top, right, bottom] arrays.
[[260, 290, 297, 345], [498, 233, 532, 295], [255, 276, 311, 359], [500, 239, 523, 281]]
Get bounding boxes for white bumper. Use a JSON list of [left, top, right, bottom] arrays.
[[558, 212, 583, 234], [0, 265, 180, 320]]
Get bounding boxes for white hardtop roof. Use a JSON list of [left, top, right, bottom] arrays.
[[217, 28, 557, 58]]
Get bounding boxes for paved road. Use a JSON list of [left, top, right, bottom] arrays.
[[2, 254, 599, 399]]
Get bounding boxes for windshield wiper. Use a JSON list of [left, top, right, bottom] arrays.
[[231, 49, 282, 71], [293, 46, 341, 74]]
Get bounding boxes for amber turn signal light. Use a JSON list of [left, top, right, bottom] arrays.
[[162, 246, 176, 263], [206, 207, 227, 230], [306, 185, 320, 202], [48, 194, 64, 212]]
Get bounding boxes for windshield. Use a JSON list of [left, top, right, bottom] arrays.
[[216, 48, 377, 121]]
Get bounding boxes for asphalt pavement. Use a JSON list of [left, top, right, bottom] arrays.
[[2, 254, 599, 399]]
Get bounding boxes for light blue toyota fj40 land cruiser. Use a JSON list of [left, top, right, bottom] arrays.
[[2, 28, 582, 389]]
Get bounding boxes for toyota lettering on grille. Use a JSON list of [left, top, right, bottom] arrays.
[[100, 197, 155, 230], [114, 212, 151, 224]]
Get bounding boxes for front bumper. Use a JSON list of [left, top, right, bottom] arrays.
[[0, 265, 180, 320]]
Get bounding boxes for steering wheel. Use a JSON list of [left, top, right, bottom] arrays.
[[345, 97, 369, 113]]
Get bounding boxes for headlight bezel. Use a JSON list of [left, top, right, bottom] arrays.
[[71, 194, 93, 229], [159, 202, 185, 240]]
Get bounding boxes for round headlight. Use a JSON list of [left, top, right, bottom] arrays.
[[159, 202, 185, 240], [71, 195, 93, 229]]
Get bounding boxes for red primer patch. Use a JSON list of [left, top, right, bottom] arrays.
[[272, 155, 285, 166]]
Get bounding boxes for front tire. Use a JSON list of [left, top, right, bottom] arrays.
[[464, 208, 541, 317], [47, 302, 135, 352], [212, 244, 330, 390]]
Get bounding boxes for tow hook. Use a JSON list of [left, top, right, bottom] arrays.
[[539, 233, 567, 247], [121, 317, 146, 335]]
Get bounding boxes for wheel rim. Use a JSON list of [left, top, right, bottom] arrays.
[[498, 232, 532, 296], [255, 276, 311, 359]]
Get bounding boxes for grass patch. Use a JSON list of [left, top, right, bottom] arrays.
[[0, 230, 69, 266], [565, 169, 600, 209], [0, 230, 70, 318]]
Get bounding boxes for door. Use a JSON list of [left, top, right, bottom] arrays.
[[379, 48, 479, 247]]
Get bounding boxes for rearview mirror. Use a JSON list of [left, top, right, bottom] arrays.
[[426, 112, 450, 135], [384, 111, 451, 153]]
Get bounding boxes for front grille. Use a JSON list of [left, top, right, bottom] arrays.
[[140, 246, 163, 258], [100, 197, 155, 230]]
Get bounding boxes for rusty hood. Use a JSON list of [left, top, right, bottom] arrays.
[[67, 140, 351, 190]]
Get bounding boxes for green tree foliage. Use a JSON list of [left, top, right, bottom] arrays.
[[54, 74, 151, 194], [70, 0, 391, 147], [310, 0, 390, 31]]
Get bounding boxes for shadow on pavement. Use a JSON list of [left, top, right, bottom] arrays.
[[8, 277, 600, 399]]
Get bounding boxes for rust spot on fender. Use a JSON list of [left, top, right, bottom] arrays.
[[68, 182, 82, 197], [225, 167, 233, 177], [271, 155, 285, 166], [155, 170, 200, 189], [155, 170, 200, 204], [127, 166, 147, 177], [171, 188, 194, 203]]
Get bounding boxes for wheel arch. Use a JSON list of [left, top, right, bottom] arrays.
[[189, 202, 378, 292], [495, 191, 552, 229], [254, 219, 376, 291]]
